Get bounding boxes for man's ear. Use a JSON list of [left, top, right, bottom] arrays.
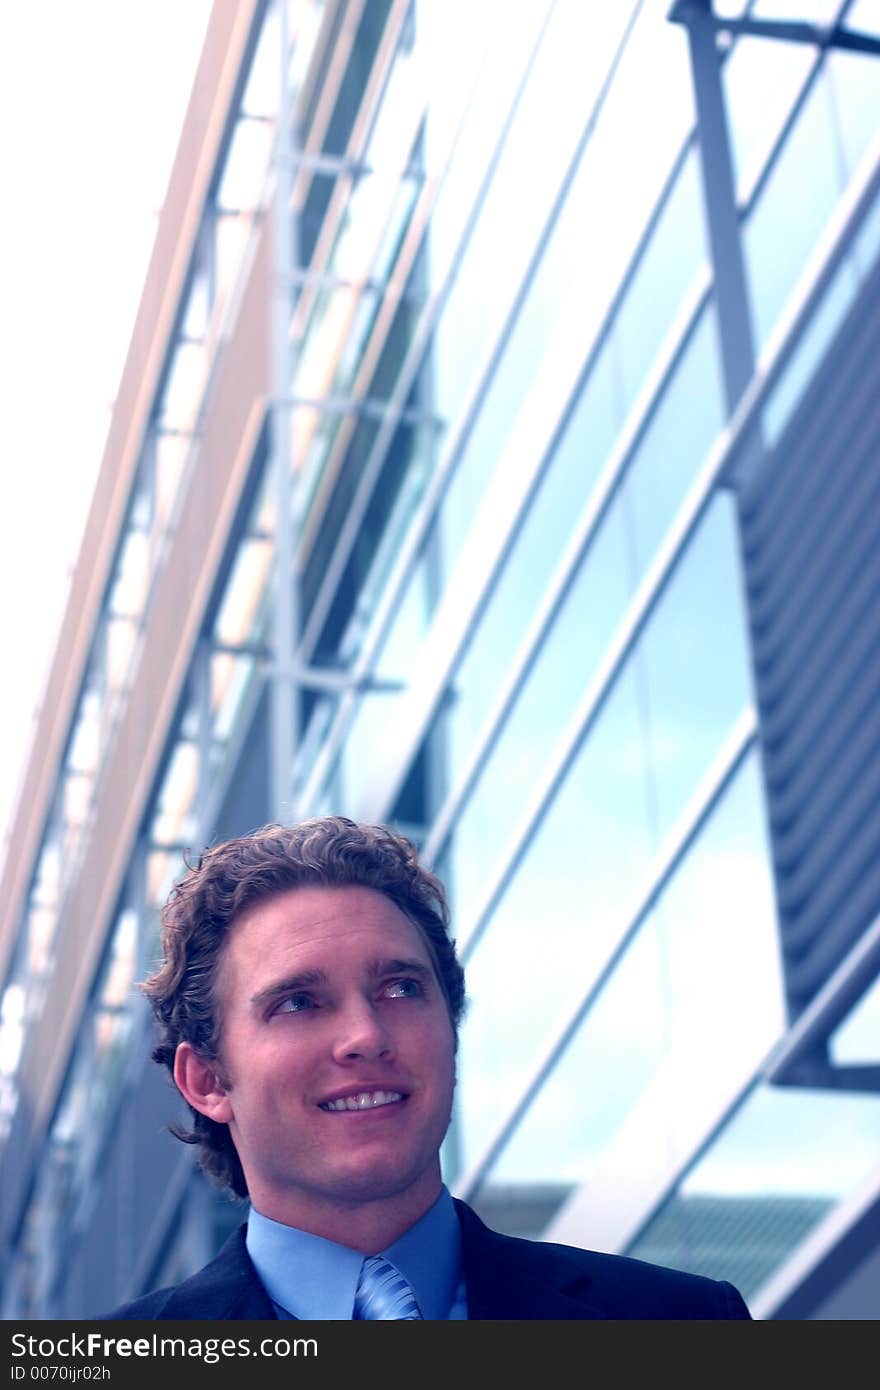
[[173, 1042, 234, 1124]]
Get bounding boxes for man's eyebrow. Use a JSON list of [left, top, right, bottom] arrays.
[[251, 968, 326, 1009], [367, 958, 434, 981]]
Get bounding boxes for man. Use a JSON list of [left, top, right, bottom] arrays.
[[102, 817, 750, 1320]]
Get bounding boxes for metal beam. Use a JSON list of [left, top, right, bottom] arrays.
[[286, 666, 405, 696], [275, 393, 444, 430], [774, 1062, 880, 1092], [269, 0, 296, 824], [211, 640, 270, 659], [765, 913, 880, 1084], [671, 0, 758, 421], [193, 638, 213, 834], [669, 3, 880, 55]]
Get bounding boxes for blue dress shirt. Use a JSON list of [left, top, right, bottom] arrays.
[[245, 1185, 468, 1320]]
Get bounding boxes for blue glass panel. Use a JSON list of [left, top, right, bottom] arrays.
[[744, 69, 843, 350], [826, 46, 880, 180], [429, 0, 618, 446], [614, 148, 708, 413], [440, 342, 622, 779], [469, 752, 782, 1209], [626, 1080, 880, 1300], [722, 33, 814, 192], [442, 306, 726, 929], [474, 906, 669, 1189], [445, 497, 633, 927], [761, 252, 860, 446], [856, 182, 880, 264], [624, 306, 724, 577], [635, 493, 754, 836], [455, 662, 654, 1173], [829, 952, 880, 1064], [365, 0, 696, 693], [420, 1, 554, 282], [333, 561, 430, 813]]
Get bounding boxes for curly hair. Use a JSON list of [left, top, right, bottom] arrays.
[[142, 817, 466, 1199]]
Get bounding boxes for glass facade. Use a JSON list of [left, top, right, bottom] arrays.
[[1, 0, 879, 1319]]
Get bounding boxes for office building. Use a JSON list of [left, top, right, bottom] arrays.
[[1, 0, 879, 1318]]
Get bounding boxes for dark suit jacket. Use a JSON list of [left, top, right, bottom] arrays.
[[100, 1199, 750, 1320]]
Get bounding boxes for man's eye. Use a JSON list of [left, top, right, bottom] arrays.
[[273, 994, 315, 1015], [384, 978, 423, 999]]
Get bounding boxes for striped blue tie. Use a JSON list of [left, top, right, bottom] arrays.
[[353, 1256, 423, 1319]]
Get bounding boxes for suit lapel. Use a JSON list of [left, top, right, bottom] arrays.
[[455, 1200, 606, 1320], [160, 1224, 278, 1319], [158, 1205, 607, 1320]]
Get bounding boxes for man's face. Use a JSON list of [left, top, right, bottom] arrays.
[[204, 883, 456, 1234]]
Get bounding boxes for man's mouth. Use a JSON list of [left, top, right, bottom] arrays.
[[319, 1090, 405, 1112]]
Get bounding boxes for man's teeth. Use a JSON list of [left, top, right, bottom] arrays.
[[322, 1091, 403, 1112]]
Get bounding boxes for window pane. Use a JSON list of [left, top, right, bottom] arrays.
[[613, 148, 708, 412], [829, 958, 880, 1065], [826, 45, 880, 181], [453, 491, 766, 1180], [444, 497, 633, 926], [455, 663, 654, 1172], [634, 493, 753, 836], [744, 70, 843, 350], [627, 1079, 880, 1300], [468, 752, 782, 1227], [360, 0, 696, 689], [439, 341, 622, 781], [624, 305, 724, 577], [722, 33, 814, 195], [441, 306, 726, 925]]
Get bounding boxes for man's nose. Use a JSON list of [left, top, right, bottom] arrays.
[[332, 999, 394, 1062]]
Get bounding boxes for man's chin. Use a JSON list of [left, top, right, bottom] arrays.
[[321, 1162, 438, 1208]]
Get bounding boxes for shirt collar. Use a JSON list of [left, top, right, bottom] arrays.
[[245, 1186, 462, 1321], [383, 1185, 461, 1320]]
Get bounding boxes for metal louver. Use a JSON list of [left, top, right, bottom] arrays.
[[737, 253, 880, 1024]]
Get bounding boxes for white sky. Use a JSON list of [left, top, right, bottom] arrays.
[[0, 1, 213, 853]]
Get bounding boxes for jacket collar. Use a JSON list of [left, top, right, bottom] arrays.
[[454, 1199, 607, 1320], [159, 1224, 276, 1320], [157, 1203, 607, 1320]]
